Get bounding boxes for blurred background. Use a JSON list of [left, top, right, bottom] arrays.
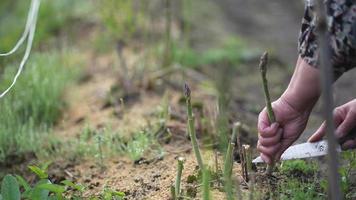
[[1, 0, 356, 198]]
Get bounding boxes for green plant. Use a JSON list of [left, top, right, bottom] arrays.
[[124, 130, 153, 161], [95, 134, 105, 167], [1, 175, 20, 200], [0, 51, 80, 160], [98, 0, 144, 43], [102, 186, 125, 200], [0, 164, 125, 200], [184, 83, 204, 169]]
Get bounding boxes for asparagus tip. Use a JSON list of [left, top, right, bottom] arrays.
[[184, 83, 191, 99], [234, 122, 242, 128], [177, 156, 186, 163], [259, 51, 269, 73]]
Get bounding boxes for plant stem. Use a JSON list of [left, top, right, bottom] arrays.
[[184, 83, 204, 169], [175, 157, 185, 198], [259, 51, 276, 174], [202, 167, 210, 200], [163, 0, 172, 67], [170, 185, 176, 200]]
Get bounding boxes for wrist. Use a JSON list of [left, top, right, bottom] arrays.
[[281, 87, 318, 113], [280, 57, 321, 112]]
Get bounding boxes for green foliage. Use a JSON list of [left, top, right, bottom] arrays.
[[0, 51, 80, 160], [102, 186, 125, 200], [278, 179, 324, 200], [338, 151, 356, 199], [28, 165, 48, 179], [279, 160, 317, 175], [1, 165, 125, 200], [99, 0, 144, 42], [172, 38, 245, 68], [125, 130, 153, 161], [1, 175, 21, 200], [0, 0, 93, 51], [55, 123, 163, 164]]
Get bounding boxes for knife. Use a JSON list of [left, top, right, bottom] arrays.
[[252, 129, 356, 163]]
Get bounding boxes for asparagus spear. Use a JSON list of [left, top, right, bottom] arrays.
[[184, 83, 204, 169], [259, 52, 276, 174]]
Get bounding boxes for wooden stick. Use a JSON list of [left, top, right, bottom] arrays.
[[259, 51, 276, 174], [316, 1, 341, 199]]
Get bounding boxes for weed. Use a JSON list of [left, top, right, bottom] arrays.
[[279, 160, 317, 175], [278, 179, 324, 200], [1, 175, 20, 200], [0, 0, 93, 52], [98, 0, 145, 44], [124, 130, 153, 161], [172, 37, 245, 68], [0, 164, 125, 200]]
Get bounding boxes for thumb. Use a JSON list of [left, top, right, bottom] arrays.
[[308, 122, 326, 142]]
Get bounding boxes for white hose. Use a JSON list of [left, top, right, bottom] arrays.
[[0, 0, 36, 56], [0, 0, 40, 98]]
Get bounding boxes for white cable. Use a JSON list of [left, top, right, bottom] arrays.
[[0, 0, 40, 99], [0, 0, 36, 56]]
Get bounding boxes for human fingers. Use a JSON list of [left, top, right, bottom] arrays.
[[335, 111, 356, 139], [274, 138, 296, 161], [308, 109, 344, 142], [308, 121, 326, 142], [260, 153, 272, 164], [257, 140, 281, 159], [341, 139, 356, 150], [259, 128, 283, 147], [258, 108, 270, 132], [258, 122, 279, 138]]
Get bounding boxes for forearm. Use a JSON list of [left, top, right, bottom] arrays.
[[281, 56, 321, 112]]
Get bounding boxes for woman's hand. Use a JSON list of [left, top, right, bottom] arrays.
[[257, 97, 312, 164], [309, 99, 356, 150], [257, 57, 321, 164]]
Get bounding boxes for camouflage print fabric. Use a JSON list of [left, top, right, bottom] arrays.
[[298, 0, 356, 79]]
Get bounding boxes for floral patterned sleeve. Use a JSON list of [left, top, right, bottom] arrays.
[[298, 0, 356, 79]]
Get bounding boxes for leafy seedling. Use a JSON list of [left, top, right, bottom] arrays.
[[28, 165, 48, 179], [1, 175, 21, 200]]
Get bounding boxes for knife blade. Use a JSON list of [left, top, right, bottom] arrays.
[[252, 128, 356, 163], [252, 140, 341, 163], [252, 127, 356, 164]]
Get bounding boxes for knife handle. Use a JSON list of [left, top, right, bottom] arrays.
[[338, 127, 356, 145]]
